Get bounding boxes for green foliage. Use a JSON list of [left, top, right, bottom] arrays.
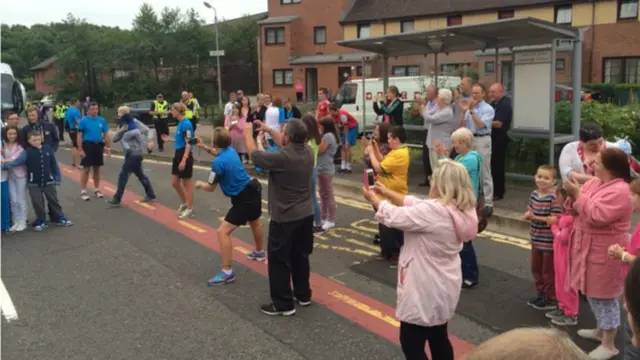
[[584, 83, 640, 105], [0, 4, 260, 108]]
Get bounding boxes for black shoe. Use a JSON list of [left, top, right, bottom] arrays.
[[107, 199, 121, 207], [260, 303, 296, 316], [294, 297, 312, 307], [313, 226, 324, 234], [372, 234, 380, 245], [462, 279, 478, 289], [484, 206, 493, 218]]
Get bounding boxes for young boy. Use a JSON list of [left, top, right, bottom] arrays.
[[523, 164, 562, 310], [24, 132, 73, 231]]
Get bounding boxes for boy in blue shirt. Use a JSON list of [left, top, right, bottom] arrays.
[[64, 98, 83, 168], [195, 127, 264, 286], [23, 132, 73, 231], [78, 102, 111, 201]]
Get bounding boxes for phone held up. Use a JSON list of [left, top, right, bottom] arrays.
[[365, 169, 375, 189]]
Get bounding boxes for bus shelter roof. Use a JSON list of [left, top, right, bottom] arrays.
[[336, 17, 580, 57]]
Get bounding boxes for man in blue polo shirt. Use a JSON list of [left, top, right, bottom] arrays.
[[64, 98, 82, 168], [77, 102, 111, 201], [195, 127, 264, 286]]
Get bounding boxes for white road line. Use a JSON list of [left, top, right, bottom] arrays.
[[0, 279, 18, 322]]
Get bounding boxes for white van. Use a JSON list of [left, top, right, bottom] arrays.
[[0, 62, 27, 117], [335, 75, 461, 131]]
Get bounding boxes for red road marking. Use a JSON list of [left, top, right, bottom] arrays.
[[60, 164, 476, 357]]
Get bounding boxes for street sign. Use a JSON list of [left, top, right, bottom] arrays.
[[209, 50, 225, 57]]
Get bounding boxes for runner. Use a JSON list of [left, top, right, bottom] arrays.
[[195, 127, 264, 286], [161, 102, 195, 219], [64, 98, 82, 168]]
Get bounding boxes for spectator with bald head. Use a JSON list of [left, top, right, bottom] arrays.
[[489, 82, 512, 201]]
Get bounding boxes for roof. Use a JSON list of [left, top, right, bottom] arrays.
[[289, 52, 379, 65], [337, 17, 580, 56], [257, 15, 300, 25], [30, 56, 57, 71], [206, 12, 268, 27], [342, 0, 587, 23]]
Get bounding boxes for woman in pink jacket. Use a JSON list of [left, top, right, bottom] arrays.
[[363, 159, 478, 360], [563, 147, 632, 360]]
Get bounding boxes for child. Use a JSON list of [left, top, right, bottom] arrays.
[[224, 103, 247, 161], [24, 132, 73, 231], [523, 164, 562, 310], [2, 124, 28, 232], [317, 117, 339, 230], [608, 179, 640, 359], [0, 143, 10, 232], [544, 188, 578, 326]]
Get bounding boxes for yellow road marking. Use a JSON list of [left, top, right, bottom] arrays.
[[62, 168, 73, 173], [135, 200, 156, 210], [314, 243, 376, 257], [104, 186, 115, 193], [350, 219, 378, 234], [345, 238, 380, 252], [177, 220, 207, 233], [329, 291, 400, 327], [235, 245, 268, 264], [329, 273, 347, 285], [327, 227, 372, 238], [314, 233, 329, 241], [481, 230, 531, 249]]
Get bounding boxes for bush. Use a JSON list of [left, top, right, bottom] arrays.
[[585, 83, 640, 105]]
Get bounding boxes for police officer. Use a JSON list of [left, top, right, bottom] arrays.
[[188, 91, 200, 131], [151, 93, 170, 152], [54, 100, 68, 141]]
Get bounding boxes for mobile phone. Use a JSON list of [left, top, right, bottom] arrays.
[[365, 169, 375, 189]]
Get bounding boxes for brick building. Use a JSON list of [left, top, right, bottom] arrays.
[[31, 56, 58, 95], [259, 0, 640, 98]]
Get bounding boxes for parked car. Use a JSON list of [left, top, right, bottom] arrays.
[[123, 100, 177, 127], [554, 84, 602, 102]]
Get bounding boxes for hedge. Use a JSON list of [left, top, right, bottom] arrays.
[[585, 83, 640, 105]]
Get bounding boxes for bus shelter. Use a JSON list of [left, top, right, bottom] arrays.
[[337, 17, 583, 168]]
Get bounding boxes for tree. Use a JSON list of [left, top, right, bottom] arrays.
[[0, 3, 261, 105]]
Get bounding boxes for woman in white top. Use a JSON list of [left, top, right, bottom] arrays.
[[559, 123, 614, 184]]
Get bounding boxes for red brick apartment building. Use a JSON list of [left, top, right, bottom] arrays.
[[259, 0, 640, 99]]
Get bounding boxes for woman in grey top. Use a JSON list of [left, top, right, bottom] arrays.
[[420, 88, 456, 173], [316, 117, 339, 230]]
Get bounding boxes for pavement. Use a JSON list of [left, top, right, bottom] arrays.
[[1, 146, 631, 359]]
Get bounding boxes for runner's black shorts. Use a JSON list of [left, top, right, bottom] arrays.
[[171, 148, 194, 179], [224, 179, 262, 226], [68, 130, 79, 148], [80, 142, 104, 168]]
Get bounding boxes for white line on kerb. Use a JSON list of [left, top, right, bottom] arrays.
[[0, 279, 18, 322]]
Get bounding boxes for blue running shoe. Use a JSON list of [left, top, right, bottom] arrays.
[[207, 270, 236, 286], [32, 220, 48, 232], [246, 250, 266, 262], [56, 217, 73, 227]]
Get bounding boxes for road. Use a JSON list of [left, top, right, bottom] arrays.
[[1, 148, 625, 359]]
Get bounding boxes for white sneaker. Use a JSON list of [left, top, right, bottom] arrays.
[[176, 204, 187, 215], [322, 221, 335, 230], [81, 191, 90, 201], [178, 208, 195, 219], [14, 221, 27, 232], [577, 329, 602, 342], [588, 345, 619, 360]]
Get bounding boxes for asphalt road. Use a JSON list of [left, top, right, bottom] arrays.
[[1, 148, 627, 359]]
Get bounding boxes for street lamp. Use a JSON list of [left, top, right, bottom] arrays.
[[203, 1, 223, 111]]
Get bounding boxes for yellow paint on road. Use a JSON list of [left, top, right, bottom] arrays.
[[178, 220, 207, 233], [481, 230, 531, 249], [329, 273, 347, 285], [104, 186, 115, 193], [234, 246, 268, 264], [329, 291, 400, 327], [350, 219, 379, 234], [135, 200, 156, 210]]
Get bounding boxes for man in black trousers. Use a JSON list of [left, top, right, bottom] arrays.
[[489, 83, 512, 201], [245, 119, 315, 316]]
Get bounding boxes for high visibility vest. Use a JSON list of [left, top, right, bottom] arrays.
[[154, 100, 168, 119], [55, 105, 67, 119], [192, 98, 199, 117], [184, 100, 193, 119]]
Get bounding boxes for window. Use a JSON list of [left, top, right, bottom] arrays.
[[400, 20, 414, 33], [265, 27, 285, 45], [498, 10, 514, 19], [392, 65, 420, 77], [555, 5, 572, 25], [555, 59, 566, 72], [440, 63, 471, 75], [314, 26, 327, 44], [484, 61, 495, 74], [281, 0, 301, 3], [273, 69, 294, 86], [618, 0, 639, 19], [336, 83, 358, 105], [357, 24, 370, 39], [447, 15, 462, 26], [604, 57, 640, 83]]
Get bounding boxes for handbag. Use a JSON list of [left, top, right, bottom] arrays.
[[475, 155, 488, 233]]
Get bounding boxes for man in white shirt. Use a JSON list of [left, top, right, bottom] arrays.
[[224, 93, 237, 117], [457, 83, 496, 212]]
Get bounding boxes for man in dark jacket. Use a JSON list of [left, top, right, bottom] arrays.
[[21, 107, 59, 151]]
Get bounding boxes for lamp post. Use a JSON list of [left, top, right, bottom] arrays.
[[203, 1, 223, 111], [427, 38, 444, 88]]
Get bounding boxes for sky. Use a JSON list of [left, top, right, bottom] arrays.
[[0, 0, 267, 29]]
